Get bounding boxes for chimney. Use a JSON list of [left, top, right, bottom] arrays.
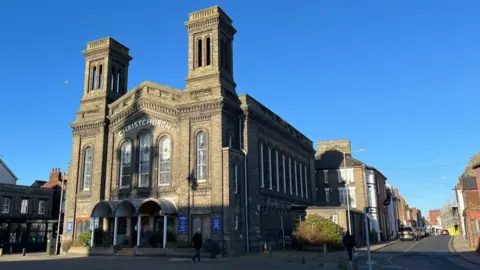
[[49, 168, 61, 183], [316, 139, 351, 156]]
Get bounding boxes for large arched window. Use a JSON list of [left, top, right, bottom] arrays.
[[91, 66, 96, 90], [98, 65, 103, 89], [196, 131, 207, 181], [259, 142, 264, 188], [158, 135, 171, 185], [206, 37, 211, 66], [82, 147, 93, 191], [197, 39, 203, 68], [119, 140, 132, 188], [138, 133, 151, 187]]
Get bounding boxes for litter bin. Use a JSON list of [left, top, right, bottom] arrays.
[[46, 236, 55, 255]]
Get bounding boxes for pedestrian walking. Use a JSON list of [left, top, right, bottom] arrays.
[[342, 231, 356, 261], [192, 228, 202, 262]]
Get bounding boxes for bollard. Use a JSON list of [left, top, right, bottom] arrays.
[[301, 253, 306, 264], [0, 248, 3, 257], [268, 243, 272, 258], [22, 248, 26, 256]]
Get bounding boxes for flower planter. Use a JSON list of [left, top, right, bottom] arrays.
[[67, 246, 90, 255]]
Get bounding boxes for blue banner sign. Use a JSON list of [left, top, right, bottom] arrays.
[[178, 215, 188, 233], [212, 217, 221, 233], [66, 221, 73, 233]]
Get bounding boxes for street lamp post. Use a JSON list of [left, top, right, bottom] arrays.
[[54, 174, 66, 255], [343, 148, 366, 233]]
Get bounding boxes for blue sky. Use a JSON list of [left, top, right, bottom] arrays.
[[1, 0, 479, 216]]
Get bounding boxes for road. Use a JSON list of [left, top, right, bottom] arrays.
[[356, 235, 479, 269]]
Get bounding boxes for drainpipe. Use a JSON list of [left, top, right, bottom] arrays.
[[239, 115, 249, 253], [55, 173, 66, 255]]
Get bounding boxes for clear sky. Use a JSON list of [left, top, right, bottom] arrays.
[[1, 0, 479, 216]]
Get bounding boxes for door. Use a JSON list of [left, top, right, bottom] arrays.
[[191, 215, 211, 242]]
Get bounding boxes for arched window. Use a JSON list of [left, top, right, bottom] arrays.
[[294, 160, 298, 196], [206, 37, 211, 66], [138, 133, 151, 188], [196, 131, 207, 181], [116, 69, 121, 93], [158, 135, 171, 185], [268, 146, 272, 190], [98, 65, 103, 89], [197, 39, 203, 68], [91, 66, 96, 90], [76, 220, 84, 237], [259, 142, 264, 188], [119, 140, 132, 188], [275, 149, 280, 192], [82, 147, 93, 191], [288, 156, 292, 195], [234, 163, 238, 194], [299, 162, 304, 197], [111, 67, 116, 91]]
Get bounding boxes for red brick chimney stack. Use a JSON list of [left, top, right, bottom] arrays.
[[49, 168, 61, 183]]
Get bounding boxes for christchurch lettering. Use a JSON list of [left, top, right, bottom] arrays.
[[119, 119, 172, 136]]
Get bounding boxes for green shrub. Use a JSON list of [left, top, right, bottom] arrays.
[[203, 239, 221, 258], [73, 232, 91, 247], [292, 215, 343, 249], [61, 240, 73, 252]]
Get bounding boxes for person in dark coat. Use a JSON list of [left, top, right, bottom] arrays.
[[342, 231, 356, 261], [192, 229, 203, 262]]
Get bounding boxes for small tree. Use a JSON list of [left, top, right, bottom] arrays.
[[293, 215, 343, 250]]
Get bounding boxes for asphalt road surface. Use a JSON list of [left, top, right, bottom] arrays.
[[356, 235, 479, 269]]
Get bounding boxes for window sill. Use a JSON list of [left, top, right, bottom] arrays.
[[157, 183, 171, 187]]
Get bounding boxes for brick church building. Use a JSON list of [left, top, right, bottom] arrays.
[[63, 6, 316, 254]]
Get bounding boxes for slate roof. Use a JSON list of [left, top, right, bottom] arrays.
[[315, 149, 387, 180], [315, 150, 364, 169], [31, 180, 47, 187], [0, 158, 18, 181]]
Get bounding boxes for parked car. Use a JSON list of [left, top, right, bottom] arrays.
[[441, 230, 449, 235], [398, 227, 420, 241], [417, 227, 426, 237]]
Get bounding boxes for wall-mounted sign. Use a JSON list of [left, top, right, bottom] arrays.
[[178, 215, 188, 233], [90, 217, 99, 229], [66, 222, 73, 233], [212, 217, 221, 233], [119, 119, 172, 136]]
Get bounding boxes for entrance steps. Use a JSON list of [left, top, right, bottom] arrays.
[[116, 248, 135, 256]]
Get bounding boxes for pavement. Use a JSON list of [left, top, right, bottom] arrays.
[[0, 242, 397, 270], [354, 234, 480, 269], [450, 235, 480, 265], [0, 253, 342, 270], [1, 237, 477, 270]]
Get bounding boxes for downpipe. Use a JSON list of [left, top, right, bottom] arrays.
[[239, 115, 250, 253]]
